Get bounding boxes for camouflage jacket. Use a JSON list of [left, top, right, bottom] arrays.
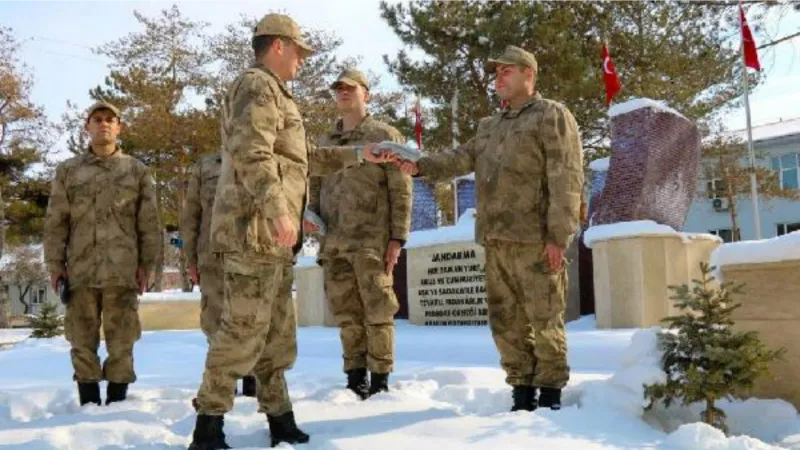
[[43, 148, 162, 290], [417, 93, 584, 248], [181, 153, 221, 269], [211, 64, 363, 261], [308, 115, 412, 256]]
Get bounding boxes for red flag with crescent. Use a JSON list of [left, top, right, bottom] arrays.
[[601, 43, 621, 107], [739, 3, 761, 71]]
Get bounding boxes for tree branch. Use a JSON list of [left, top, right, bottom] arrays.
[[758, 30, 800, 50]]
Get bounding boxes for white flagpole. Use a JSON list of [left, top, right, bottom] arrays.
[[741, 6, 762, 240]]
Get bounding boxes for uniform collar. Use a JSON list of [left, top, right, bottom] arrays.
[[329, 114, 374, 140], [85, 145, 122, 164], [502, 92, 542, 118], [253, 63, 293, 99]]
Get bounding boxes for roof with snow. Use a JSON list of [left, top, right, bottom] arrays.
[[724, 117, 800, 144], [588, 157, 610, 173]]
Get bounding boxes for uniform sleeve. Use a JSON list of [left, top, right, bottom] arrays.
[[416, 130, 481, 182], [181, 162, 202, 266], [308, 143, 361, 176], [43, 164, 70, 275], [385, 128, 412, 244], [541, 103, 584, 248], [137, 166, 162, 272], [307, 175, 322, 216], [228, 73, 290, 219]]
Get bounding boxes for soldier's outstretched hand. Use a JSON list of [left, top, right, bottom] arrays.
[[189, 264, 200, 285], [273, 214, 298, 247], [303, 218, 320, 234], [395, 160, 419, 176]]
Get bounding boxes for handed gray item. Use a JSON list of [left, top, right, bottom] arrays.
[[303, 209, 326, 236]]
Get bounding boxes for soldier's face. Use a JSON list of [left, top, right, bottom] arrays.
[[494, 64, 530, 100], [85, 110, 121, 146], [335, 84, 367, 112], [279, 40, 305, 80]]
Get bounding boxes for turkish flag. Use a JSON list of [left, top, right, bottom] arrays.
[[740, 3, 761, 71], [601, 44, 621, 107], [414, 97, 422, 149]]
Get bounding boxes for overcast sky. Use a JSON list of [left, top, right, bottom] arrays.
[[2, 0, 799, 161]]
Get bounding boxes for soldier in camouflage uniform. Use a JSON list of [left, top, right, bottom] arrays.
[[43, 101, 162, 407], [181, 153, 257, 397], [306, 68, 412, 400], [188, 14, 389, 450], [393, 46, 584, 412]]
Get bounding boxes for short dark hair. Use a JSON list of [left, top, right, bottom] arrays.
[[252, 35, 286, 59]]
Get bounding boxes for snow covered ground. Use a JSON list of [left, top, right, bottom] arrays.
[[0, 317, 798, 450]]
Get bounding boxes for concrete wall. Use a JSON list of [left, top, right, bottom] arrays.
[[722, 259, 800, 410]]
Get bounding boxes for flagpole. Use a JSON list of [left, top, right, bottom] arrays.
[[741, 5, 762, 240]]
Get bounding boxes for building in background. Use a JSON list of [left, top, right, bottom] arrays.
[[684, 118, 800, 241]]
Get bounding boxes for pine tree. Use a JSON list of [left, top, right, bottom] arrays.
[[29, 302, 64, 338], [644, 262, 785, 434]]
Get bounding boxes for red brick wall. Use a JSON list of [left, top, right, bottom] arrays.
[[593, 107, 700, 230]]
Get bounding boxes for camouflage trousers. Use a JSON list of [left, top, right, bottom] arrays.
[[199, 262, 224, 340], [484, 239, 570, 389], [194, 253, 297, 416], [323, 249, 399, 374], [64, 287, 142, 384]]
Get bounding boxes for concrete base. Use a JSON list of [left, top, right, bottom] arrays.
[[723, 259, 800, 411], [294, 263, 336, 327], [592, 234, 720, 329]]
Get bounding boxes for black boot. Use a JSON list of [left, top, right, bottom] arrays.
[[267, 411, 309, 448], [106, 382, 128, 405], [510, 386, 538, 412], [368, 372, 389, 396], [242, 376, 257, 398], [538, 387, 562, 410], [78, 382, 101, 406], [346, 368, 369, 400], [188, 414, 230, 450]]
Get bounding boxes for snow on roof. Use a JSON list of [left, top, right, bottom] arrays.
[[583, 220, 721, 249], [405, 209, 476, 249], [724, 117, 800, 143], [295, 256, 320, 268], [709, 231, 800, 279], [588, 157, 610, 172], [454, 173, 475, 182], [608, 98, 687, 121]]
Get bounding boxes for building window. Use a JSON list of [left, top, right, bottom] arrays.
[[709, 228, 739, 243], [777, 223, 800, 236], [706, 178, 727, 199], [771, 153, 800, 190]]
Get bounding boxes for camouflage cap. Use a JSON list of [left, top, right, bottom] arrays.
[[253, 13, 314, 56], [330, 68, 370, 91], [485, 45, 538, 74], [86, 101, 120, 121]]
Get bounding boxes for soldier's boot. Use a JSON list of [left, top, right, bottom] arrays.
[[345, 368, 369, 400], [267, 411, 309, 448], [188, 414, 230, 450], [77, 382, 101, 406], [510, 386, 537, 412], [242, 376, 257, 398], [368, 372, 389, 397], [538, 387, 562, 410], [106, 382, 128, 405]]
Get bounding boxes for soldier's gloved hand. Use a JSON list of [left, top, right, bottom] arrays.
[[272, 214, 297, 248]]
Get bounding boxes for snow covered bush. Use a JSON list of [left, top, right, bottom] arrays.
[[644, 262, 784, 434]]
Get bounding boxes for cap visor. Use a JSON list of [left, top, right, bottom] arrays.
[[294, 39, 314, 56], [330, 77, 360, 90], [485, 57, 518, 74]]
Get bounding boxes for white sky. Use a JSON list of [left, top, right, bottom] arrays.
[[1, 0, 799, 162]]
